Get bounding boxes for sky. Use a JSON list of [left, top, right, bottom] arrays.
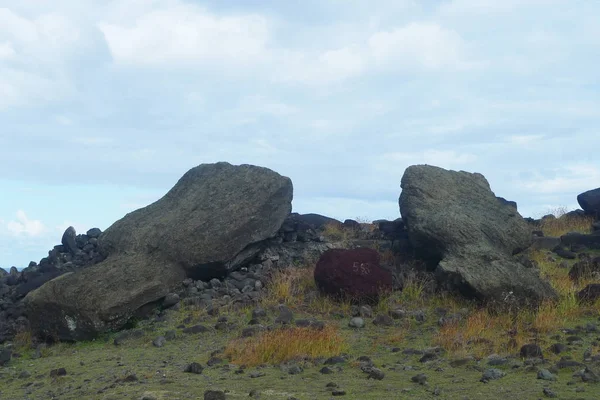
[[1, 0, 599, 270]]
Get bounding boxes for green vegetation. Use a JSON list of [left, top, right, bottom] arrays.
[[0, 212, 598, 399]]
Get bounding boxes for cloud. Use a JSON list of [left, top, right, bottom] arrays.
[[274, 46, 366, 85], [507, 134, 545, 146], [368, 22, 481, 70], [6, 210, 46, 237], [0, 41, 15, 59], [381, 149, 478, 169], [98, 3, 270, 67], [0, 8, 82, 109], [518, 164, 600, 195], [55, 115, 73, 125], [71, 136, 114, 146]]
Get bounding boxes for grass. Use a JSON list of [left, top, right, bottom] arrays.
[[536, 206, 594, 237], [224, 325, 348, 367], [4, 234, 600, 399]]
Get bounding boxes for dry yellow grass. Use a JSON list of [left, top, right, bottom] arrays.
[[537, 206, 594, 237], [434, 308, 527, 358], [435, 247, 596, 358], [12, 328, 33, 352], [224, 325, 348, 367], [322, 222, 348, 242], [261, 265, 315, 308]]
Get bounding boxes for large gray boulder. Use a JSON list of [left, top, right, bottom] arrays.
[[399, 165, 557, 305], [98, 162, 293, 280], [25, 162, 293, 340]]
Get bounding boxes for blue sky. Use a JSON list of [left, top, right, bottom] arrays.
[[1, 0, 599, 270]]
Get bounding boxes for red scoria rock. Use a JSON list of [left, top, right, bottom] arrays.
[[314, 248, 392, 303]]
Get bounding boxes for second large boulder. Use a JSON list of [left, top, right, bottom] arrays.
[[399, 164, 557, 305]]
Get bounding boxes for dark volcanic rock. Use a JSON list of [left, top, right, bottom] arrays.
[[98, 162, 293, 280], [561, 233, 600, 250], [520, 343, 543, 359], [577, 284, 600, 303], [399, 165, 557, 305], [496, 196, 518, 210], [0, 347, 11, 366], [569, 257, 600, 281], [314, 248, 392, 303], [25, 162, 293, 341], [61, 226, 78, 255], [577, 188, 600, 216]]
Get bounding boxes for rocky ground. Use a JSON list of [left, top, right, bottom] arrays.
[[0, 244, 599, 399], [2, 164, 600, 400]]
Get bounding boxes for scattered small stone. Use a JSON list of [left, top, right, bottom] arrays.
[[372, 314, 394, 326], [162, 293, 180, 308], [152, 336, 166, 347], [555, 358, 582, 369], [183, 324, 209, 334], [252, 307, 267, 319], [366, 368, 385, 380], [581, 367, 600, 383], [295, 319, 311, 327], [320, 366, 334, 374], [520, 343, 543, 359], [537, 369, 557, 381], [481, 368, 505, 382], [121, 373, 138, 382], [487, 354, 508, 366], [389, 309, 406, 319], [18, 370, 31, 379], [275, 305, 294, 324], [184, 362, 204, 374], [114, 329, 144, 345], [207, 357, 223, 367], [348, 317, 365, 328], [324, 356, 346, 365], [49, 368, 67, 378], [419, 353, 438, 363], [250, 371, 266, 378], [204, 390, 226, 400], [411, 373, 428, 385], [542, 387, 557, 398], [412, 310, 426, 322], [549, 343, 566, 354], [566, 336, 583, 344], [0, 348, 11, 366], [332, 389, 346, 396], [359, 305, 373, 318], [287, 364, 303, 375]]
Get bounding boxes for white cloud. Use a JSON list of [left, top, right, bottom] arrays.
[[0, 9, 81, 109], [382, 149, 478, 169], [368, 22, 480, 70], [237, 95, 298, 117], [55, 115, 73, 125], [6, 210, 46, 237], [71, 136, 114, 146], [0, 41, 15, 59], [507, 134, 545, 146], [274, 46, 366, 85], [98, 3, 269, 67], [518, 164, 600, 194]]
